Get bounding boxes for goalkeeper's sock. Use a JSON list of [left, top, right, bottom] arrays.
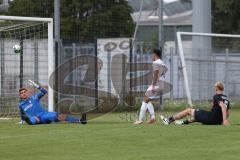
[[65, 116, 80, 123]]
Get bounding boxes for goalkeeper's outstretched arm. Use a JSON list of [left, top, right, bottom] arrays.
[[28, 80, 47, 99]]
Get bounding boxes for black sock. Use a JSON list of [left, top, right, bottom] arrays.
[[183, 120, 189, 125], [168, 116, 175, 123]]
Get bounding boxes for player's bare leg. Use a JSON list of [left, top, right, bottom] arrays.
[[161, 108, 195, 125], [173, 108, 195, 120]]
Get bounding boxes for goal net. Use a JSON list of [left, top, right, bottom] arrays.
[[0, 16, 54, 118], [177, 32, 240, 106]]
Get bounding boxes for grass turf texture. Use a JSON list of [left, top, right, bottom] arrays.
[[0, 110, 240, 160]]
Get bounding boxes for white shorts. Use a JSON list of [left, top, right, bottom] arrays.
[[145, 81, 172, 99]]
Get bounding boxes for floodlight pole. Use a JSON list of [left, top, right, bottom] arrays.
[[54, 0, 60, 41], [158, 0, 164, 111], [158, 0, 163, 48], [54, 0, 61, 112]]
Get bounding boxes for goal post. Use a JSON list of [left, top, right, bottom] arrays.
[[0, 15, 54, 115], [177, 32, 240, 106], [177, 32, 192, 106]]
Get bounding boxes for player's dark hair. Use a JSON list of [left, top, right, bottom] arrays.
[[153, 48, 162, 58], [19, 88, 27, 93]]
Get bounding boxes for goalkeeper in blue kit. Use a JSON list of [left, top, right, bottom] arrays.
[[18, 80, 87, 125]]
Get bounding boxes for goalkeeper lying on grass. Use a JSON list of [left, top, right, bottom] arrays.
[[161, 82, 230, 126], [18, 80, 87, 125]]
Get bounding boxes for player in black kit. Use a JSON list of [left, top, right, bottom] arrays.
[[161, 82, 230, 126]]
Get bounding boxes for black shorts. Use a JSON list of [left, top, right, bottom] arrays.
[[194, 109, 222, 125]]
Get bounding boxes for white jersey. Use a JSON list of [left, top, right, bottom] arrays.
[[152, 59, 168, 81], [145, 59, 168, 99]]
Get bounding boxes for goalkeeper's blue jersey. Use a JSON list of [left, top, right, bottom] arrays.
[[18, 87, 48, 119]]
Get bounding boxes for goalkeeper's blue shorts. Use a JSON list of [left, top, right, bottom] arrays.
[[39, 112, 59, 124]]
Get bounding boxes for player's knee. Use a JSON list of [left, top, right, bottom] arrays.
[[185, 108, 192, 114], [187, 108, 195, 116]]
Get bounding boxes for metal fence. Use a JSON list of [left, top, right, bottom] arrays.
[[1, 37, 240, 117]]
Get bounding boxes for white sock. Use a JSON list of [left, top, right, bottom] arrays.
[[139, 101, 148, 121], [147, 102, 155, 120]]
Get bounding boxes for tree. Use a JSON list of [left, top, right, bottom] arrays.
[[212, 0, 240, 34], [4, 0, 134, 41]]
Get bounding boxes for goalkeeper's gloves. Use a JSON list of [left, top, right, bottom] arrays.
[[28, 80, 40, 89]]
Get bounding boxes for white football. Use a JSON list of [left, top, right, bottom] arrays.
[[13, 44, 21, 53]]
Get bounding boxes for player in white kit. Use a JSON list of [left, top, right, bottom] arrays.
[[134, 49, 168, 124]]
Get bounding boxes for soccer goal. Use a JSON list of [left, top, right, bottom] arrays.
[[0, 16, 54, 118], [177, 32, 240, 106]]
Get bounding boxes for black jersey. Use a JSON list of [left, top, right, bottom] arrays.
[[212, 94, 230, 113], [194, 94, 230, 125]]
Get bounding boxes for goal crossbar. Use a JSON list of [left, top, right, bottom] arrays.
[[0, 16, 53, 23]]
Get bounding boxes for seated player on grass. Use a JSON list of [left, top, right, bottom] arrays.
[[18, 80, 87, 125], [160, 82, 230, 126]]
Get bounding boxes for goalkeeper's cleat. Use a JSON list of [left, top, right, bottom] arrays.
[[160, 115, 170, 125], [147, 118, 156, 124], [80, 113, 87, 124], [133, 120, 143, 125], [174, 120, 184, 125]]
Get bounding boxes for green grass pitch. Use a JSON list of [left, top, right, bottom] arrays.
[[0, 110, 240, 160]]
